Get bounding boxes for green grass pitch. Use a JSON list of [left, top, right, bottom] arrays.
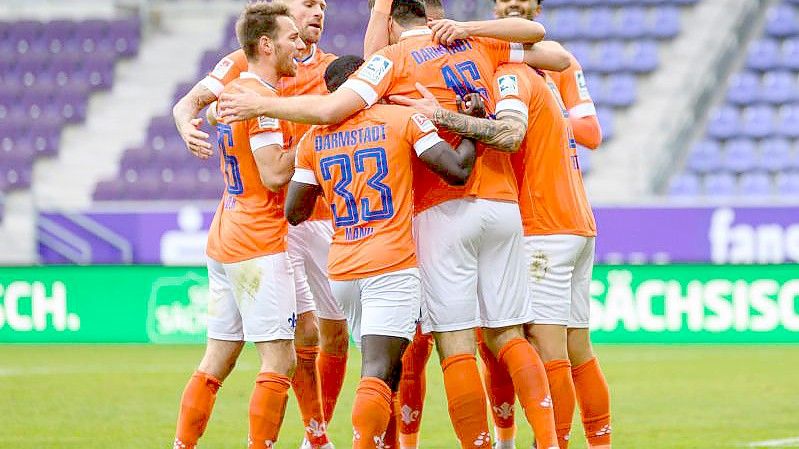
[[1, 345, 797, 448]]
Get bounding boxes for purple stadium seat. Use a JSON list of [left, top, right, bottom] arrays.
[[686, 139, 722, 174], [776, 172, 799, 194], [758, 137, 793, 172], [781, 38, 799, 70], [565, 41, 592, 69], [704, 172, 737, 197], [668, 173, 701, 197], [592, 41, 625, 73], [648, 6, 681, 40], [93, 179, 126, 200], [707, 105, 740, 139], [72, 19, 110, 54], [765, 3, 799, 38], [723, 138, 758, 173], [761, 71, 796, 104], [625, 40, 659, 73], [583, 8, 615, 40], [549, 8, 583, 41], [604, 74, 637, 107], [616, 7, 647, 39], [597, 107, 614, 140], [726, 71, 760, 105], [106, 17, 141, 57], [739, 172, 772, 196], [746, 39, 780, 71], [42, 20, 76, 54], [9, 20, 44, 54], [741, 105, 775, 139], [776, 104, 799, 138]]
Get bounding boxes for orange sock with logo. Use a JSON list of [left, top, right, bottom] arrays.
[[318, 350, 348, 424], [249, 372, 291, 449], [477, 336, 517, 449], [442, 354, 492, 449], [545, 359, 577, 449], [398, 327, 433, 449], [352, 377, 393, 449], [292, 346, 329, 447], [174, 371, 222, 449], [572, 358, 611, 449], [497, 339, 558, 449]]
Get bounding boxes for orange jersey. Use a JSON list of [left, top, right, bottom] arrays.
[[293, 104, 445, 280], [206, 73, 289, 263], [340, 27, 525, 212], [545, 53, 597, 120], [494, 64, 596, 237], [201, 46, 336, 221]]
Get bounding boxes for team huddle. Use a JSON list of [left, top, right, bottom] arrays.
[[171, 0, 610, 449]]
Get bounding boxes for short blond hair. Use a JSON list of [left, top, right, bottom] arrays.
[[236, 1, 292, 60]]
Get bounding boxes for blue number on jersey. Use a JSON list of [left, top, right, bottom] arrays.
[[319, 147, 394, 227], [217, 124, 244, 195], [441, 60, 489, 101]]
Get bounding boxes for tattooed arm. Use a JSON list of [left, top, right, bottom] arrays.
[[432, 108, 527, 153]]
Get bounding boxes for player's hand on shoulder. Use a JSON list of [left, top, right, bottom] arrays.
[[218, 83, 264, 123], [389, 82, 441, 119], [430, 19, 470, 46], [177, 117, 212, 160], [457, 93, 486, 118]]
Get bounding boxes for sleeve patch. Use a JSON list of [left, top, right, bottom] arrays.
[[357, 54, 393, 86], [258, 115, 279, 129], [211, 57, 235, 79], [497, 74, 519, 98], [411, 113, 436, 133], [574, 70, 591, 101]]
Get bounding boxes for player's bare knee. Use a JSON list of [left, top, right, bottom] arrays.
[[319, 318, 349, 355], [482, 325, 525, 356], [199, 340, 244, 380], [433, 329, 476, 361], [294, 311, 320, 346], [566, 328, 594, 366], [256, 340, 297, 376], [529, 324, 569, 362], [361, 335, 408, 391]]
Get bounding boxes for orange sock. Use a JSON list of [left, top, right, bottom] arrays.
[[249, 372, 291, 449], [572, 358, 611, 449], [292, 346, 329, 447], [174, 371, 221, 449], [545, 359, 577, 449], [497, 339, 558, 449], [383, 392, 401, 449], [442, 354, 492, 449], [398, 327, 433, 449], [318, 350, 348, 424], [478, 335, 516, 448], [352, 377, 392, 449]]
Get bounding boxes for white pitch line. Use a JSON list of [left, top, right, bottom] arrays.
[[747, 437, 799, 448]]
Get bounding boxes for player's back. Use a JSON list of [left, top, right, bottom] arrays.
[[498, 63, 595, 237], [346, 29, 524, 211], [296, 104, 422, 280], [206, 76, 288, 263]]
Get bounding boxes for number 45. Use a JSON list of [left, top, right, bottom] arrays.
[[441, 60, 488, 100]]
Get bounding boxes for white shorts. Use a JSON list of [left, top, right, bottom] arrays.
[[287, 220, 345, 320], [524, 235, 595, 328], [414, 198, 529, 333], [206, 253, 297, 342], [329, 268, 421, 349]]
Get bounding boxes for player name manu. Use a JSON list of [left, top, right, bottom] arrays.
[[410, 39, 473, 65], [314, 125, 387, 152]]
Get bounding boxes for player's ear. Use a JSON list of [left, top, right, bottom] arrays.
[[533, 3, 542, 17], [259, 35, 274, 55]]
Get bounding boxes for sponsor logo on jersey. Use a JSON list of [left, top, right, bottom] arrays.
[[497, 74, 519, 97], [358, 55, 392, 86], [211, 57, 234, 79], [411, 113, 436, 133], [575, 70, 591, 101], [258, 115, 279, 129]]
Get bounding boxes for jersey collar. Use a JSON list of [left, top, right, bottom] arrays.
[[295, 44, 317, 65], [240, 72, 278, 92], [400, 27, 432, 41]]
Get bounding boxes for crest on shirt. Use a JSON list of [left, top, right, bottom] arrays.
[[411, 113, 436, 133], [258, 115, 279, 129], [497, 75, 519, 97], [358, 54, 392, 86], [211, 57, 234, 79], [574, 70, 591, 100]]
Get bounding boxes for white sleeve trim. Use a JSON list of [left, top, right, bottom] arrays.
[[291, 167, 319, 185], [509, 42, 524, 63], [250, 132, 283, 151], [413, 132, 444, 156], [341, 78, 379, 107], [200, 76, 224, 98], [569, 102, 597, 119], [496, 98, 529, 122]]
